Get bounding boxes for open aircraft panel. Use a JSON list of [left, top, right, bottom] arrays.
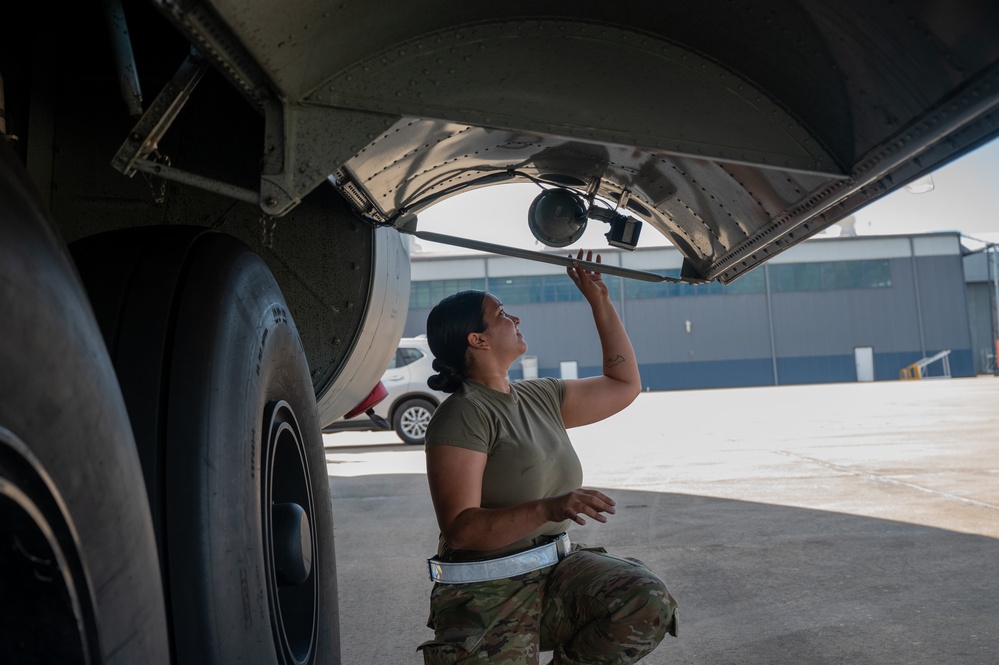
[[156, 0, 999, 282]]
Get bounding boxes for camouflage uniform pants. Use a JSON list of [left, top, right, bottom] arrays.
[[418, 547, 678, 664]]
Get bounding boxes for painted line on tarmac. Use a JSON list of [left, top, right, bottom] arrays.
[[774, 450, 999, 511]]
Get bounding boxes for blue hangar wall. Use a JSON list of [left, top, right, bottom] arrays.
[[402, 233, 975, 390]]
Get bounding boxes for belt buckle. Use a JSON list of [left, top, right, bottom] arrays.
[[554, 533, 570, 558]]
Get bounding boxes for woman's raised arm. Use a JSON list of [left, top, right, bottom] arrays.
[[560, 250, 642, 429]]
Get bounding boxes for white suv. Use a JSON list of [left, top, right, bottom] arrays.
[[325, 337, 444, 444]]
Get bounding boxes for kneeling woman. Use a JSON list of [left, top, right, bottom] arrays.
[[418, 251, 677, 664]]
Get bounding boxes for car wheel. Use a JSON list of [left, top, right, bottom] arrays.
[[393, 398, 436, 445], [71, 226, 339, 664]]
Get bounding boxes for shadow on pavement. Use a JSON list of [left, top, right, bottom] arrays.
[[329, 474, 997, 665]]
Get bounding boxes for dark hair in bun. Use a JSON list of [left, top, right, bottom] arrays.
[[426, 290, 487, 393]]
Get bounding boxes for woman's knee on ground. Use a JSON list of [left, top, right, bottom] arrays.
[[608, 568, 678, 641], [547, 551, 679, 643], [546, 567, 677, 665]]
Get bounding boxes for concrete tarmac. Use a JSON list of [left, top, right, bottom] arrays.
[[325, 377, 999, 664]]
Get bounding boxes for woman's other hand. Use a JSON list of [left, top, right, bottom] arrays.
[[543, 488, 617, 526]]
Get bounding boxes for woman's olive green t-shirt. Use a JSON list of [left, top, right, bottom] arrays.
[[424, 377, 583, 561]]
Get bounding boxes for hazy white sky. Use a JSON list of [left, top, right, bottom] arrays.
[[415, 137, 999, 255]]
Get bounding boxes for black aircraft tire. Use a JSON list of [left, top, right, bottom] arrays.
[[0, 145, 170, 664], [71, 228, 340, 665]]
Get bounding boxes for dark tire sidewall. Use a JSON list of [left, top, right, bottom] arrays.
[[0, 144, 169, 664], [165, 234, 337, 664]]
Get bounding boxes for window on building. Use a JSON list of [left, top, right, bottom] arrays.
[[769, 259, 892, 292], [408, 258, 890, 308], [769, 263, 822, 292], [490, 275, 590, 305], [623, 267, 765, 298], [409, 278, 486, 309], [723, 269, 766, 294]]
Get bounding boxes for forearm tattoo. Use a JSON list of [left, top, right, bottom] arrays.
[[604, 354, 625, 367]]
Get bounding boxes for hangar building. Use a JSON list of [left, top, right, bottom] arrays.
[[402, 233, 994, 389]]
